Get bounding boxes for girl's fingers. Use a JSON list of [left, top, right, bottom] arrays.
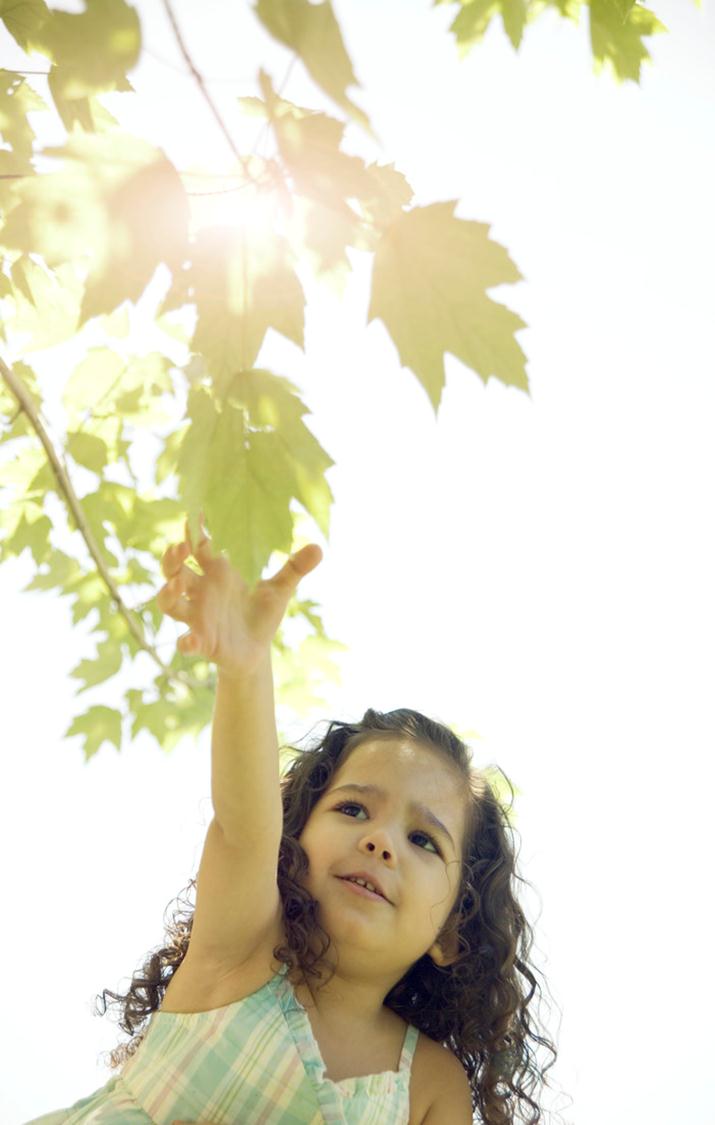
[[157, 567, 198, 621], [161, 540, 190, 580], [271, 543, 323, 591], [185, 512, 210, 551]]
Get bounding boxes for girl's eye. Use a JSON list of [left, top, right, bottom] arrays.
[[333, 801, 441, 856]]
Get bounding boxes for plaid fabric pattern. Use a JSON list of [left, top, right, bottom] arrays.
[[24, 962, 420, 1124]]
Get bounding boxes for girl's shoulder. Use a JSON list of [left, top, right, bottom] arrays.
[[412, 1035, 473, 1124]]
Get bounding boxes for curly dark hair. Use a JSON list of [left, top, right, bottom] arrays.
[[94, 708, 561, 1124]]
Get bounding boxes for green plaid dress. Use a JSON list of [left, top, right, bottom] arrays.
[[25, 961, 420, 1124]]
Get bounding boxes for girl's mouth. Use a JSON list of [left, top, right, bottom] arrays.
[[337, 876, 388, 903]]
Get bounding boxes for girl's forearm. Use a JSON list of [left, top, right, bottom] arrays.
[[210, 652, 283, 853]]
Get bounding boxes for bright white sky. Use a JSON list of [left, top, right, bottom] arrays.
[[2, 2, 714, 1123]]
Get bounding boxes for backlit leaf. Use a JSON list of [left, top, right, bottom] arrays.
[[178, 224, 305, 381], [0, 71, 48, 162], [69, 638, 123, 695], [176, 371, 334, 586], [5, 257, 82, 351], [2, 132, 190, 322], [0, 0, 50, 53], [438, 0, 667, 81], [368, 201, 528, 412], [66, 431, 110, 474], [589, 0, 666, 82], [254, 0, 372, 135], [33, 0, 140, 98], [64, 704, 122, 761], [244, 72, 377, 281]]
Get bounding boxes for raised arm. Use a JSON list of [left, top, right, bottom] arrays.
[[156, 514, 322, 968]]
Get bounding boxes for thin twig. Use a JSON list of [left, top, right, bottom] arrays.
[[160, 0, 255, 180], [0, 354, 206, 695], [142, 44, 255, 84]]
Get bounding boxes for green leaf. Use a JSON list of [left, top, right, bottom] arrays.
[[69, 638, 123, 695], [64, 704, 122, 761], [0, 71, 49, 162], [359, 162, 414, 232], [66, 430, 109, 474], [47, 75, 123, 134], [177, 223, 305, 380], [0, 0, 50, 53], [258, 71, 373, 205], [62, 347, 174, 432], [0, 506, 52, 566], [501, 0, 529, 47], [440, 0, 524, 54], [22, 548, 82, 593], [34, 0, 141, 99], [126, 683, 216, 754], [1, 153, 106, 266], [438, 0, 665, 80], [589, 0, 667, 82], [609, 0, 637, 19], [5, 257, 82, 351], [368, 201, 528, 412], [62, 347, 126, 417], [228, 367, 335, 541], [2, 132, 190, 322], [176, 372, 334, 586], [273, 631, 347, 717], [253, 0, 372, 136], [245, 73, 381, 281]]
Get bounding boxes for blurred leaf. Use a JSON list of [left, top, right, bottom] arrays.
[[438, 0, 667, 80], [242, 72, 384, 282], [66, 430, 110, 474], [34, 0, 140, 98], [64, 704, 122, 761], [70, 638, 123, 695], [0, 70, 49, 162], [1, 132, 189, 322], [6, 257, 82, 350], [254, 0, 372, 135], [0, 0, 50, 53], [589, 0, 667, 82]]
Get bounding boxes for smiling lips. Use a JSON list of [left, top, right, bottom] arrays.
[[338, 876, 389, 903], [338, 870, 388, 899]]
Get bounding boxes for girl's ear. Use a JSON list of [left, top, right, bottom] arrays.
[[427, 913, 462, 967]]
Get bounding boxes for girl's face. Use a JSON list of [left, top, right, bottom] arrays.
[[297, 737, 468, 977]]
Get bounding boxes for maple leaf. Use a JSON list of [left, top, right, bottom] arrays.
[[368, 202, 528, 412], [177, 371, 334, 586], [254, 0, 372, 136], [438, 0, 667, 82], [174, 225, 305, 385], [589, 0, 667, 82], [1, 132, 189, 323]]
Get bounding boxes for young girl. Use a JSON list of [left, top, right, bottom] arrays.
[[26, 515, 558, 1125]]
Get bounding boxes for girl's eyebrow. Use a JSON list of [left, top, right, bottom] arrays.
[[329, 782, 456, 851]]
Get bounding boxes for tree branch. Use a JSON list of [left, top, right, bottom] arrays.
[[0, 354, 206, 694], [160, 0, 256, 180]]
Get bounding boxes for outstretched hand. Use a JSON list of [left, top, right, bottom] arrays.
[[157, 512, 323, 679]]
